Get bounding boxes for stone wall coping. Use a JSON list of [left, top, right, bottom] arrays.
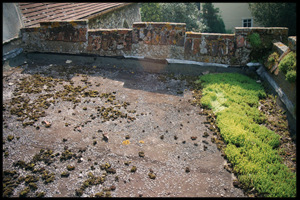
[[133, 22, 186, 26], [89, 28, 132, 32], [39, 20, 88, 27], [288, 36, 296, 41], [186, 32, 235, 37], [39, 19, 88, 23], [235, 27, 288, 30]]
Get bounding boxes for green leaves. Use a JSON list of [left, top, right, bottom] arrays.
[[278, 52, 296, 83], [141, 3, 204, 32]]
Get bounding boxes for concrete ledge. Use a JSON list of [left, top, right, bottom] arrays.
[[166, 59, 229, 68], [3, 48, 23, 61]]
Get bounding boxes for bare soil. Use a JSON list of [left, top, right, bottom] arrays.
[[2, 55, 246, 197]]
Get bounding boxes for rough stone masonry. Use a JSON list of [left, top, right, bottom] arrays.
[[21, 20, 289, 65]]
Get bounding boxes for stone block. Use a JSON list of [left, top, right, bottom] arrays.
[[288, 36, 296, 51], [273, 42, 289, 56], [40, 20, 88, 42]]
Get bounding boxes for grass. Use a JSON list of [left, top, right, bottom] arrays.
[[195, 73, 296, 197]]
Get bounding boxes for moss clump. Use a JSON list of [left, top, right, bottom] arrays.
[[60, 149, 74, 161], [28, 182, 38, 191], [19, 186, 30, 197], [14, 160, 27, 169], [106, 168, 116, 174], [185, 167, 190, 173], [41, 170, 55, 184], [148, 172, 156, 179], [278, 52, 296, 82], [105, 191, 112, 197], [25, 175, 39, 184], [124, 161, 131, 166], [75, 188, 83, 196], [67, 165, 75, 171], [32, 149, 55, 165], [35, 192, 46, 197], [138, 151, 145, 157], [7, 135, 14, 141], [94, 192, 104, 197], [265, 52, 279, 70], [248, 33, 261, 48], [130, 166, 137, 172], [100, 162, 111, 170], [61, 171, 70, 178]]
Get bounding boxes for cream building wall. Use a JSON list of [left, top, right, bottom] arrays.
[[212, 3, 261, 33]]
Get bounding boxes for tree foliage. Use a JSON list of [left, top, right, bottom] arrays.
[[200, 3, 226, 33], [248, 3, 296, 36], [140, 3, 206, 32], [140, 3, 163, 22]]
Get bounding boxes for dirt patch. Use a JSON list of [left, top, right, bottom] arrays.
[[2, 55, 245, 197]]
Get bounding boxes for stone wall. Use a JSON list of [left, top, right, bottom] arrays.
[[235, 27, 288, 64], [88, 4, 141, 29], [87, 29, 132, 56], [21, 20, 290, 66], [130, 22, 186, 59], [21, 20, 88, 54], [184, 32, 235, 65]]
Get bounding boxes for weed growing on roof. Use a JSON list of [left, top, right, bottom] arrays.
[[278, 52, 296, 83], [196, 73, 296, 197]]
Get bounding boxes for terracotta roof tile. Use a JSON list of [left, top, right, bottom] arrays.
[[18, 3, 130, 28]]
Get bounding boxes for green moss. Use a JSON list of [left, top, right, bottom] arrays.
[[67, 165, 75, 171], [130, 166, 137, 172], [75, 188, 83, 196], [35, 192, 46, 197], [138, 151, 145, 157], [7, 135, 14, 141], [61, 171, 70, 178], [247, 32, 273, 63], [148, 172, 156, 179], [265, 52, 279, 70], [95, 192, 104, 197], [25, 175, 39, 184], [28, 182, 38, 191], [278, 52, 296, 82], [248, 33, 261, 48], [195, 73, 296, 197], [19, 186, 30, 197]]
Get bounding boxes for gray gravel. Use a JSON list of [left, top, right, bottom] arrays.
[[2, 54, 245, 197]]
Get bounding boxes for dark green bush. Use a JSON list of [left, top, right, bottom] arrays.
[[278, 52, 296, 82]]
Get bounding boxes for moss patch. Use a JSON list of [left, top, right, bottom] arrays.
[[278, 52, 296, 82], [195, 73, 296, 197]]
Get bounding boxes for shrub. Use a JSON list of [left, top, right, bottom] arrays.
[[265, 52, 279, 69], [278, 52, 296, 82], [285, 69, 296, 82], [248, 33, 262, 48]]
